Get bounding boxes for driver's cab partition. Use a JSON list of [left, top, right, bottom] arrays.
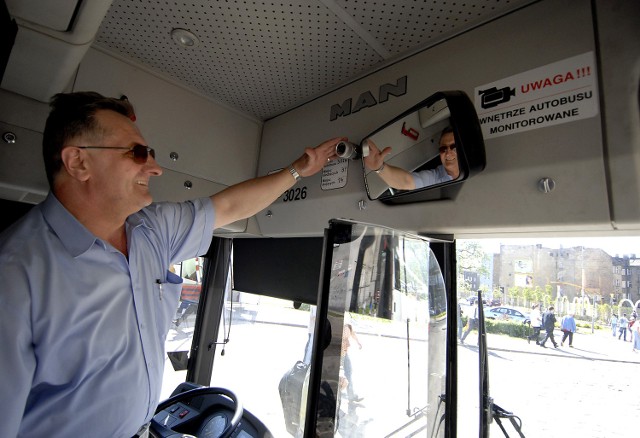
[[305, 220, 452, 437]]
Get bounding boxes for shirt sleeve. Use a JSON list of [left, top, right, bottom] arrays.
[[138, 197, 215, 264], [411, 165, 452, 189]]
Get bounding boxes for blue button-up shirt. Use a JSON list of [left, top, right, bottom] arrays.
[[412, 165, 453, 189], [0, 193, 214, 438]]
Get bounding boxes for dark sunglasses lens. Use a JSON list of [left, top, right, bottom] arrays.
[[439, 145, 456, 153], [131, 145, 154, 163]]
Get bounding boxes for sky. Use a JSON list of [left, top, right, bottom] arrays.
[[468, 236, 640, 258]]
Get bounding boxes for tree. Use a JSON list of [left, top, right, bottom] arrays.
[[508, 286, 521, 306], [457, 241, 490, 297]]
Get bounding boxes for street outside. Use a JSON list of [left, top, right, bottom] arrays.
[[457, 322, 639, 437], [162, 302, 639, 437]]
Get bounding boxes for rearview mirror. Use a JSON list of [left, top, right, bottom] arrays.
[[362, 90, 486, 204]]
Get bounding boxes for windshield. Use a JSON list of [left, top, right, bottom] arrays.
[[456, 237, 640, 437], [197, 220, 449, 437]]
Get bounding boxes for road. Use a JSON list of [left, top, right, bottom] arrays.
[[162, 304, 638, 437], [457, 326, 639, 437]]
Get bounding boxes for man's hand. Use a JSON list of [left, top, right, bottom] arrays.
[[362, 139, 392, 171], [292, 137, 347, 177], [361, 139, 415, 190], [212, 136, 348, 229]]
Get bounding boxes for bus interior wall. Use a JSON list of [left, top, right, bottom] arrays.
[[0, 0, 638, 239]]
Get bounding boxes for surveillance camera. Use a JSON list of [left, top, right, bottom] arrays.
[[335, 141, 368, 159]]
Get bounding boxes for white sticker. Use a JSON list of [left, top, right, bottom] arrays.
[[321, 158, 349, 190], [474, 52, 599, 139]]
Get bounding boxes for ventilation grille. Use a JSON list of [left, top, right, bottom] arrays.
[[95, 0, 534, 120]]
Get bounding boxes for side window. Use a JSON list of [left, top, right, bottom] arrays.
[[209, 293, 316, 437], [160, 257, 204, 400]]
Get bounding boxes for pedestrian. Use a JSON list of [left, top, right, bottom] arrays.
[[0, 91, 345, 437], [342, 323, 363, 403], [610, 314, 618, 337], [618, 313, 629, 341], [539, 306, 558, 348], [527, 304, 542, 345], [460, 297, 480, 345], [633, 317, 640, 353], [560, 313, 576, 347], [629, 318, 636, 343]]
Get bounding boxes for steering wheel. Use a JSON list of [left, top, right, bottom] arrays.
[[154, 387, 243, 438]]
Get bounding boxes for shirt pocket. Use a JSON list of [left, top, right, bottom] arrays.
[[155, 270, 184, 338]]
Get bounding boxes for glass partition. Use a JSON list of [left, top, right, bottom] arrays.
[[310, 220, 448, 437]]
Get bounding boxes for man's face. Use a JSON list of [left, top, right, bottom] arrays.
[[439, 131, 459, 178], [78, 110, 162, 216]]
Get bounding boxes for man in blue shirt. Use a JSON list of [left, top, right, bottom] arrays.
[[0, 92, 344, 438], [364, 126, 460, 190], [560, 313, 577, 347]]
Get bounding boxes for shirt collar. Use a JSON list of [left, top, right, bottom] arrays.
[[41, 192, 99, 257], [41, 193, 153, 258]]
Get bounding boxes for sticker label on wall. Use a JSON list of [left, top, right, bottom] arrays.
[[474, 52, 599, 139], [321, 158, 348, 190]]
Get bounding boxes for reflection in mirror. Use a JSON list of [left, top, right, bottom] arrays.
[[362, 90, 486, 203], [363, 98, 459, 199]]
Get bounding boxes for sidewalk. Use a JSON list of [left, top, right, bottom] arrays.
[[483, 327, 640, 364]]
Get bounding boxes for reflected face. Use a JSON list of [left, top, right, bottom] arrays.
[[439, 132, 459, 178]]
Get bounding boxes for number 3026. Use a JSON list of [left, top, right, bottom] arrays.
[[283, 186, 307, 202]]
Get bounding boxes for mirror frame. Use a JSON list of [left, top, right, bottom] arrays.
[[362, 90, 486, 204]]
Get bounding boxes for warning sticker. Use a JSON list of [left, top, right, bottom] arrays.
[[474, 52, 599, 139]]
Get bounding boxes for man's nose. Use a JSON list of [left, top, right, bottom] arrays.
[[146, 156, 163, 176]]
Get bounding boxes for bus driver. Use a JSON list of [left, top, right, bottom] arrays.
[[0, 92, 345, 438], [364, 126, 460, 190]]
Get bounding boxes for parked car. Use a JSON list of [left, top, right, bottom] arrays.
[[484, 306, 530, 324]]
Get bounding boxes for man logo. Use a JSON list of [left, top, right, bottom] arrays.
[[330, 76, 407, 121]]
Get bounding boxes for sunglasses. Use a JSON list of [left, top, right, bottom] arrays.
[[439, 144, 457, 154], [75, 144, 156, 164]]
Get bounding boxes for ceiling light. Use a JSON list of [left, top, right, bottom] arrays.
[[171, 28, 199, 47]]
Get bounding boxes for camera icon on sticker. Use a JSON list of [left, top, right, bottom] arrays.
[[478, 86, 515, 109]]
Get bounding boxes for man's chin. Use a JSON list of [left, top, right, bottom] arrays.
[[445, 164, 459, 178], [136, 190, 153, 208]]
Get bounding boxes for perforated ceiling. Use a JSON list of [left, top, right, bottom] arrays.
[[94, 0, 535, 120]]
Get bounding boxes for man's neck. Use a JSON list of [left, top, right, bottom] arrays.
[[55, 187, 130, 256]]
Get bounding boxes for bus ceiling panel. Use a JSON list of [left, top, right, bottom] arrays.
[[73, 49, 263, 188], [256, 0, 625, 237], [2, 1, 114, 102], [0, 88, 50, 132], [91, 0, 536, 122], [148, 168, 247, 234], [5, 0, 109, 35], [0, 120, 48, 204], [593, 0, 640, 231]]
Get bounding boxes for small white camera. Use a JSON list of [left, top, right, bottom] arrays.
[[335, 141, 368, 159]]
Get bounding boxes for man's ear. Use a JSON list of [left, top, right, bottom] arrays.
[[60, 147, 91, 182]]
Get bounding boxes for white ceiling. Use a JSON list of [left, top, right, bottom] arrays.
[[92, 0, 535, 120]]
